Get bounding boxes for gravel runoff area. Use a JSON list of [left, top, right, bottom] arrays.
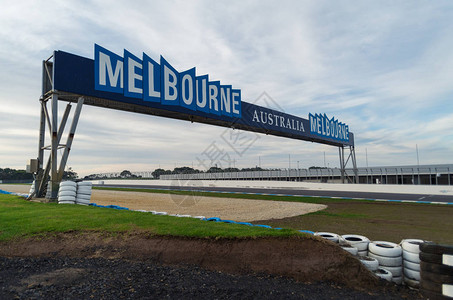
[[0, 185, 327, 221], [0, 256, 418, 300]]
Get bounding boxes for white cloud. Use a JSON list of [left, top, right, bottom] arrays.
[[0, 0, 452, 176]]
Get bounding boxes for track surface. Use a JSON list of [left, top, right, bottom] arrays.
[[98, 184, 453, 204]]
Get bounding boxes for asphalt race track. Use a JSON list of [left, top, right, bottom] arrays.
[[97, 184, 453, 204]]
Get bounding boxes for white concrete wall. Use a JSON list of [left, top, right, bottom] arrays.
[[94, 179, 453, 196]]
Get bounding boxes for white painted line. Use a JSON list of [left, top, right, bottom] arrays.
[[443, 284, 453, 297], [443, 254, 453, 267]]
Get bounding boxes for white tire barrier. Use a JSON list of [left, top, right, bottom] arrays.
[[29, 180, 36, 196], [357, 250, 368, 257], [59, 200, 75, 204], [402, 249, 421, 264], [58, 181, 76, 204], [358, 256, 379, 271], [341, 246, 358, 256], [76, 181, 92, 205], [368, 241, 403, 285], [401, 239, 424, 254], [404, 267, 421, 281], [368, 241, 402, 257], [368, 252, 403, 267], [192, 216, 206, 220], [392, 276, 403, 285], [58, 190, 76, 197], [60, 181, 77, 188], [153, 212, 168, 215], [76, 194, 91, 201], [374, 267, 392, 282], [77, 187, 92, 195], [341, 234, 370, 252], [404, 259, 420, 271], [314, 232, 340, 243], [404, 276, 420, 288], [382, 265, 403, 277], [59, 186, 77, 192]]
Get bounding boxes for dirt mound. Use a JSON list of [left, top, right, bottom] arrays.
[[0, 232, 390, 292]]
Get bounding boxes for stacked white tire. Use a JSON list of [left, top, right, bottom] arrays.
[[58, 181, 77, 204], [76, 181, 92, 205], [29, 180, 36, 197], [401, 239, 424, 287], [358, 256, 379, 271], [314, 232, 340, 243], [368, 241, 403, 284], [342, 234, 370, 257]]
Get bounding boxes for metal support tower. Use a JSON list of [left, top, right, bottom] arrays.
[[30, 55, 84, 200], [339, 145, 359, 183]]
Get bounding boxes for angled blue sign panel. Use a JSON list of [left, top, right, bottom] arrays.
[[52, 44, 354, 147], [309, 113, 349, 143], [94, 44, 241, 118]]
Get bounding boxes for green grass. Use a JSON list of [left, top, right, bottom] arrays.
[[0, 194, 301, 242], [95, 187, 453, 244]]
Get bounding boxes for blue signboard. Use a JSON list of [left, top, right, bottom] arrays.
[[94, 44, 241, 118], [52, 45, 353, 147], [309, 113, 349, 143]]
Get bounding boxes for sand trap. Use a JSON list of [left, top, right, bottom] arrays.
[[1, 184, 326, 222]]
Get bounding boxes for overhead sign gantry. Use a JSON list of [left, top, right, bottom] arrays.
[[33, 45, 358, 199]]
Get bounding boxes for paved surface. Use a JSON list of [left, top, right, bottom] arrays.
[[98, 184, 453, 204]]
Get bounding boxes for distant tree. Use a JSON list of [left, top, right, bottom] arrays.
[[0, 168, 33, 180], [223, 167, 240, 172], [173, 166, 201, 174], [240, 167, 264, 172], [120, 170, 133, 178], [63, 167, 78, 180], [152, 168, 172, 179], [207, 166, 223, 173]]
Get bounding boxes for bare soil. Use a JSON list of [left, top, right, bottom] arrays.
[[0, 232, 422, 299]]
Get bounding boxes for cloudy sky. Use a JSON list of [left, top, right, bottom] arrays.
[[1, 0, 452, 176]]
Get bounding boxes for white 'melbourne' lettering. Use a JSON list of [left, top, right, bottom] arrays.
[[231, 90, 241, 117], [164, 64, 178, 101], [309, 113, 348, 142], [209, 84, 219, 113], [196, 76, 208, 111], [99, 52, 123, 88], [220, 86, 231, 115], [181, 74, 193, 105], [147, 61, 160, 98], [127, 57, 142, 94], [94, 45, 242, 118]]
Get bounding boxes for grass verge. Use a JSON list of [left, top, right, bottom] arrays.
[[94, 187, 453, 244], [0, 194, 301, 242]]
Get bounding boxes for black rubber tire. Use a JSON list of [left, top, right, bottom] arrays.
[[421, 270, 453, 284], [421, 261, 453, 275], [420, 279, 442, 293], [421, 288, 453, 300], [420, 252, 443, 264], [421, 243, 453, 255]]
